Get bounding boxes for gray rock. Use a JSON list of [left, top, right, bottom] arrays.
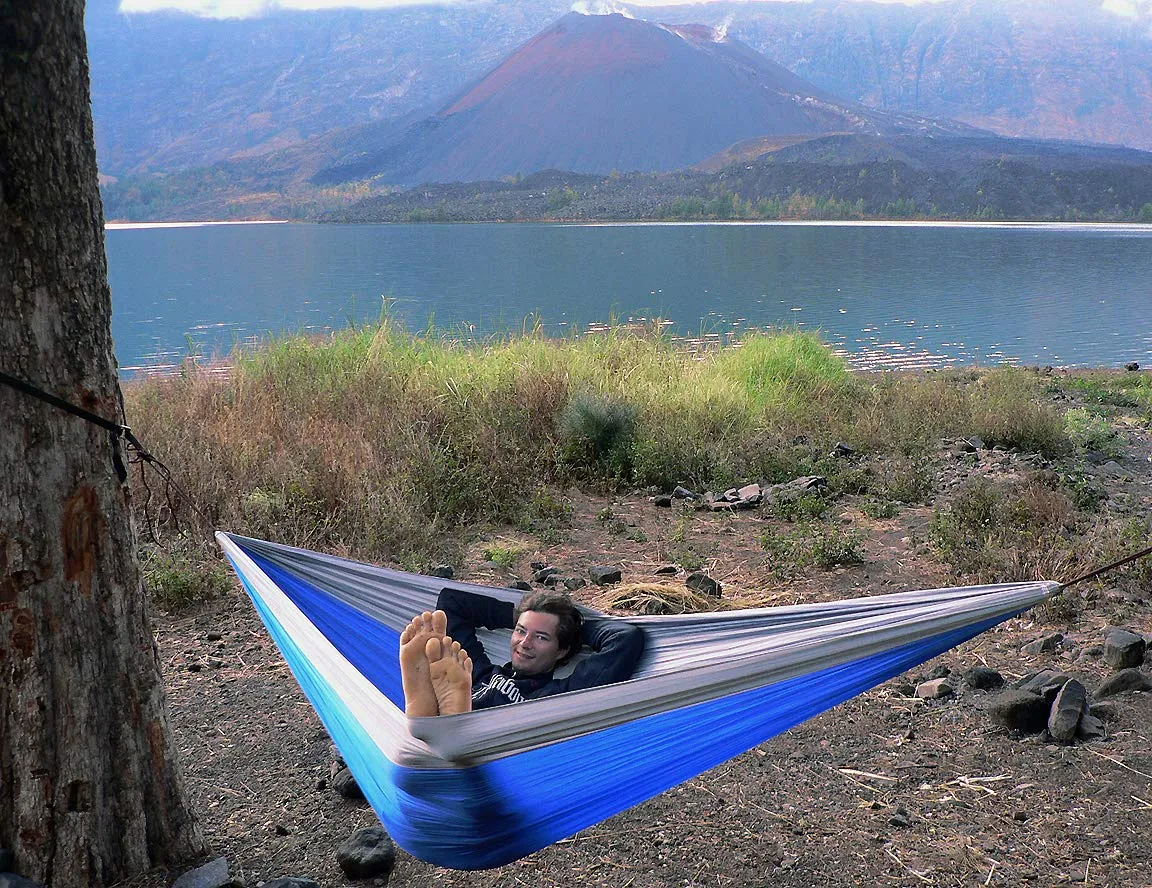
[[508, 580, 532, 591], [0, 875, 42, 888], [172, 857, 231, 888], [336, 827, 396, 880], [529, 560, 547, 571], [915, 678, 953, 699], [563, 577, 587, 591], [966, 436, 986, 450], [761, 476, 828, 507], [588, 566, 622, 586], [533, 566, 559, 583], [653, 495, 673, 507], [205, 631, 223, 642], [737, 482, 762, 502], [654, 565, 678, 575], [926, 664, 952, 680], [685, 572, 721, 597], [331, 767, 364, 800], [429, 564, 454, 580], [889, 806, 911, 828], [1047, 679, 1086, 743], [542, 574, 560, 588], [1014, 670, 1073, 697], [963, 666, 1004, 691], [672, 486, 700, 500], [986, 689, 1050, 734], [1076, 714, 1106, 741], [1095, 668, 1152, 699], [1021, 633, 1063, 655], [1103, 627, 1147, 669], [832, 442, 856, 457], [1088, 700, 1120, 722], [1098, 460, 1129, 479]]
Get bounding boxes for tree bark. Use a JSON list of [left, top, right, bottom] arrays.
[[1, 1, 204, 883]]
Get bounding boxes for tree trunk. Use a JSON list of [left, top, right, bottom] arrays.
[[0, 1, 204, 883]]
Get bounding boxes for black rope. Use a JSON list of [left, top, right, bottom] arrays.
[[0, 368, 209, 528], [1060, 542, 1152, 590]]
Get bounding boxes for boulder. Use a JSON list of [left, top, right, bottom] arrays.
[[761, 476, 828, 508], [172, 857, 231, 888], [336, 827, 396, 880], [986, 689, 1050, 733], [1047, 679, 1086, 742], [1076, 714, 1106, 741], [588, 566, 622, 586], [508, 580, 532, 591], [1088, 700, 1119, 722], [1095, 668, 1152, 699], [653, 494, 673, 507], [1014, 670, 1073, 697], [915, 678, 953, 699], [1103, 627, 1147, 669], [533, 566, 559, 583], [563, 577, 586, 591], [963, 666, 1004, 691], [685, 572, 722, 597], [672, 486, 700, 500], [1021, 633, 1063, 655], [331, 767, 364, 800]]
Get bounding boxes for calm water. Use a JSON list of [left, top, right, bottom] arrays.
[[105, 221, 1152, 374]]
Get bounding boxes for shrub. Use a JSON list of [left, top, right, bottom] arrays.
[[561, 392, 638, 479], [930, 477, 1078, 581], [1064, 407, 1123, 458]]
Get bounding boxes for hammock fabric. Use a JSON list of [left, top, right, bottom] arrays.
[[216, 531, 1059, 871]]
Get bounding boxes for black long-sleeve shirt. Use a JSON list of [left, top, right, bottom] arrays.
[[436, 587, 646, 710]]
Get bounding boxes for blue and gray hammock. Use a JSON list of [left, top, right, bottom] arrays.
[[216, 531, 1059, 871]]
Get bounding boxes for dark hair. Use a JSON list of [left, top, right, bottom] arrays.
[[515, 589, 583, 664]]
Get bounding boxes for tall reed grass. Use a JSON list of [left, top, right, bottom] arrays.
[[123, 323, 1071, 586]]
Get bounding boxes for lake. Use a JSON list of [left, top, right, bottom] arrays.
[[105, 221, 1152, 374]]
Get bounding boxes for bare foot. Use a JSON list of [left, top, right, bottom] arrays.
[[399, 610, 447, 717], [426, 634, 473, 716]]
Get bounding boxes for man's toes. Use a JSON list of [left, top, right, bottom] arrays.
[[425, 636, 444, 663], [431, 609, 447, 636]]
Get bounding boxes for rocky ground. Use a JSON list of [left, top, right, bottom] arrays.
[[120, 391, 1152, 888]]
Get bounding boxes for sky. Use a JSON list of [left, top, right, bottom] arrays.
[[116, 0, 1151, 21]]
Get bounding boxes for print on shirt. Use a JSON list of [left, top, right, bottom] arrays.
[[475, 673, 524, 705]]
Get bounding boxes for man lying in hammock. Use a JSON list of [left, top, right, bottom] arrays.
[[400, 587, 646, 717]]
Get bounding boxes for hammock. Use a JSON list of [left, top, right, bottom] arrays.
[[216, 531, 1059, 871]]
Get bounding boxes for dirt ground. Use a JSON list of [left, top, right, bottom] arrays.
[[129, 425, 1152, 888]]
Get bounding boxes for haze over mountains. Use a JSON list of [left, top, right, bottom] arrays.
[[311, 12, 977, 187], [88, 0, 1152, 183]]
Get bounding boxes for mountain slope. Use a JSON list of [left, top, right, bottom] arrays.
[[313, 12, 975, 186]]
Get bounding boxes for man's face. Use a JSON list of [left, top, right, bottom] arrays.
[[510, 610, 568, 676]]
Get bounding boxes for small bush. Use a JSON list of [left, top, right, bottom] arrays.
[[141, 545, 233, 611], [768, 493, 829, 522], [481, 544, 522, 568], [561, 392, 637, 478], [873, 455, 935, 504], [861, 498, 900, 520], [1064, 407, 1123, 458], [930, 477, 1078, 581], [759, 521, 865, 575]]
